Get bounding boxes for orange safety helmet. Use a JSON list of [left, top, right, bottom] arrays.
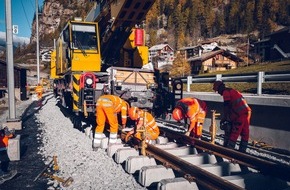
[[172, 108, 183, 121], [128, 106, 140, 120], [213, 80, 224, 91]]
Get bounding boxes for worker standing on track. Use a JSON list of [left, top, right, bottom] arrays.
[[172, 97, 207, 138], [93, 95, 129, 150], [125, 107, 160, 143], [213, 80, 252, 152]]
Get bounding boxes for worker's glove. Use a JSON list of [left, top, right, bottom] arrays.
[[185, 131, 190, 136], [4, 127, 15, 137], [125, 132, 133, 143], [220, 120, 232, 133]]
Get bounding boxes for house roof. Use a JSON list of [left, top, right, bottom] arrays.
[[214, 46, 237, 53], [149, 44, 173, 51], [267, 26, 290, 36], [179, 45, 203, 51], [188, 49, 243, 62], [0, 59, 29, 70]]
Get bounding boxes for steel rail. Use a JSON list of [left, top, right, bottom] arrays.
[[145, 143, 244, 190], [160, 127, 290, 182]]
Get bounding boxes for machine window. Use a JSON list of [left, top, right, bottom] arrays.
[[71, 24, 98, 50]]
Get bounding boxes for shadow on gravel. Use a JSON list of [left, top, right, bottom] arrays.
[[0, 95, 53, 190], [55, 99, 95, 133]]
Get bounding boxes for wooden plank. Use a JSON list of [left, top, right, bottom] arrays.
[[115, 70, 155, 84]]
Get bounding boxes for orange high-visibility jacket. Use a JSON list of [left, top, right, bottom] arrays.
[[35, 85, 43, 93], [176, 97, 207, 137], [0, 130, 13, 150], [95, 95, 128, 134], [134, 110, 159, 140], [97, 95, 128, 125]]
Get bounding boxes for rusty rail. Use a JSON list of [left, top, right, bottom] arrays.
[[160, 127, 290, 182], [145, 143, 243, 190]]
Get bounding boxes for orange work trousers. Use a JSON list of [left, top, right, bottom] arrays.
[[95, 100, 118, 134]]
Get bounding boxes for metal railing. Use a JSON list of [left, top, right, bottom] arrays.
[[179, 71, 290, 95]]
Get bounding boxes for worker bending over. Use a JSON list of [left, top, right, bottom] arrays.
[[172, 97, 207, 138], [93, 95, 129, 150], [125, 107, 160, 143], [213, 80, 251, 152]]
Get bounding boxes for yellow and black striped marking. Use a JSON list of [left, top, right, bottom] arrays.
[[73, 74, 81, 112]]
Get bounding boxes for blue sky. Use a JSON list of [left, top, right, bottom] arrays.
[[0, 0, 44, 40]]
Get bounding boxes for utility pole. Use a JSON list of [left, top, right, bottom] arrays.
[[5, 0, 16, 119], [36, 0, 40, 84], [247, 38, 249, 67]]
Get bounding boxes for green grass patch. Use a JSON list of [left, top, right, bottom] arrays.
[[188, 60, 290, 95]]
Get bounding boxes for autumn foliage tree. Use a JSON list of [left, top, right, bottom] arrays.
[[170, 53, 191, 78]]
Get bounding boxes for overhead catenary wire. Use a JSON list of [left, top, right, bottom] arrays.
[[21, 0, 32, 33]]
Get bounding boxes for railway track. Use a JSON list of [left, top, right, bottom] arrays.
[[57, 102, 290, 189], [102, 120, 290, 190]]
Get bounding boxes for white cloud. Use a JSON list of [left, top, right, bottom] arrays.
[[0, 31, 30, 45]]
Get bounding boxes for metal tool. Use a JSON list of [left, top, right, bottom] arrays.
[[43, 173, 74, 187], [33, 160, 54, 182], [209, 110, 220, 144]]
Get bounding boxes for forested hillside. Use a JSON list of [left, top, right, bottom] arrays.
[[145, 0, 290, 49]]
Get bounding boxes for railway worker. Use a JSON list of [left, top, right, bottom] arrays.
[[125, 107, 160, 143], [213, 80, 251, 152], [172, 97, 207, 138], [35, 83, 43, 99], [93, 95, 129, 149], [0, 126, 17, 184]]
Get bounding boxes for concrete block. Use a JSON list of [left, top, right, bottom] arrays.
[[163, 146, 197, 156], [107, 143, 130, 157], [179, 152, 217, 165], [100, 137, 122, 149], [125, 156, 157, 174], [114, 148, 139, 164], [156, 136, 169, 144], [7, 135, 20, 161], [138, 165, 175, 187], [4, 119, 22, 130], [223, 173, 290, 190], [157, 177, 199, 190], [200, 161, 241, 177]]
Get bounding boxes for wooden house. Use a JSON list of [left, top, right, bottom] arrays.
[[178, 45, 203, 59], [0, 60, 28, 100], [149, 44, 174, 69], [254, 27, 290, 61], [187, 49, 243, 74]]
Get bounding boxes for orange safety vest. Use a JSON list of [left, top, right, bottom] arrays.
[[176, 98, 207, 137], [96, 95, 128, 125], [176, 98, 207, 120], [35, 86, 43, 93], [222, 88, 251, 116], [0, 130, 13, 150], [135, 110, 160, 140]]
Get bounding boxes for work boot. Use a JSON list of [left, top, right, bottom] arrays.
[[109, 133, 118, 145], [92, 139, 100, 151], [0, 170, 17, 184], [239, 140, 248, 153], [226, 140, 236, 150]]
